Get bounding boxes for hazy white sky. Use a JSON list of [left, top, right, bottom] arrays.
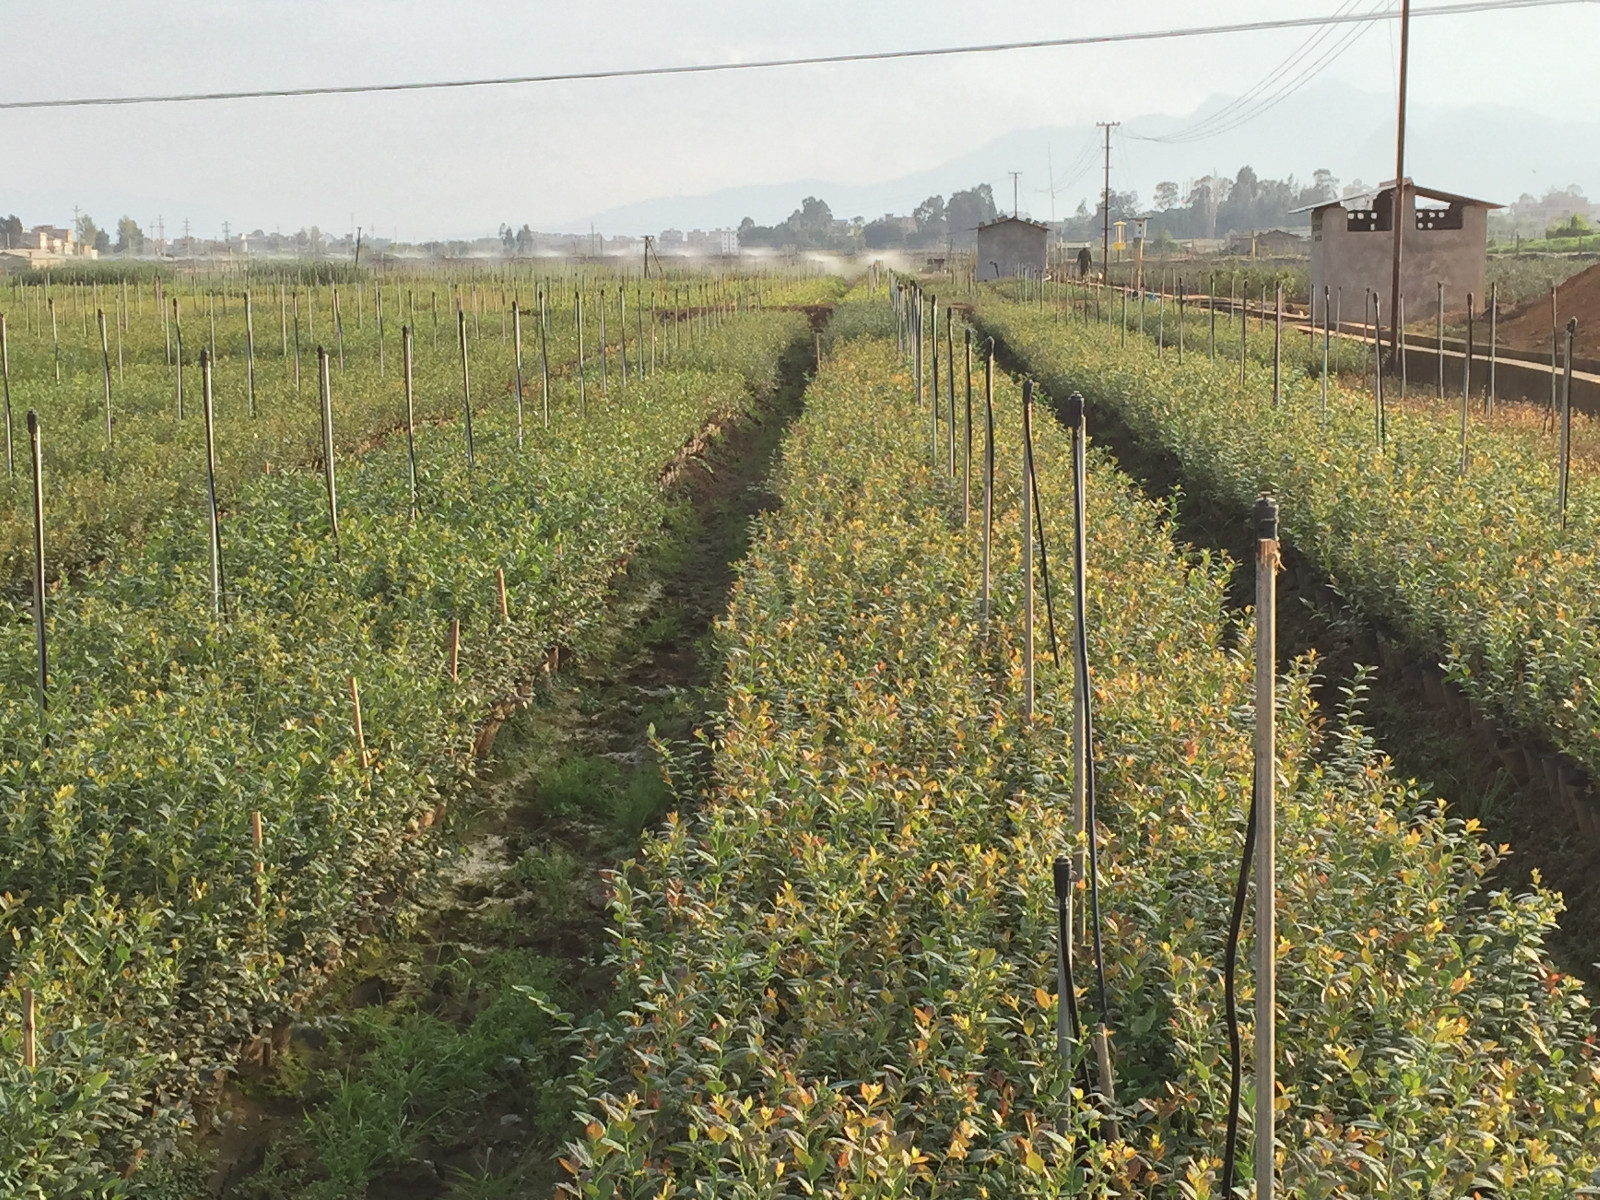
[[3, 1, 1597, 238]]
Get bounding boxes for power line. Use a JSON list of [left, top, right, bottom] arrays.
[[0, 0, 1587, 113], [1134, 0, 1385, 144]]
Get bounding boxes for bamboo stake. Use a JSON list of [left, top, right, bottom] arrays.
[[21, 988, 35, 1069], [201, 351, 225, 616], [457, 310, 475, 467], [252, 811, 264, 908], [318, 348, 339, 545], [98, 309, 113, 448], [349, 676, 368, 768], [497, 568, 509, 621]]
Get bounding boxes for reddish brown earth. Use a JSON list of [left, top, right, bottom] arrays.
[[1496, 260, 1600, 359]]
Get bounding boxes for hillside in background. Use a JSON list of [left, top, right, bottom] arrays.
[[566, 80, 1600, 236]]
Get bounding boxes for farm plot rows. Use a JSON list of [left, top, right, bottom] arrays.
[[562, 323, 1598, 1197], [0, 271, 781, 590], [977, 297, 1600, 818], [0, 304, 809, 1197]]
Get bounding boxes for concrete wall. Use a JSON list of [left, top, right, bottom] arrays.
[[977, 222, 1048, 280], [1309, 190, 1488, 325]]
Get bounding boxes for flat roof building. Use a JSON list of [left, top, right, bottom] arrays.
[[1298, 180, 1499, 324]]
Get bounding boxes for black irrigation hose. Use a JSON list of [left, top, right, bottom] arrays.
[[1220, 769, 1259, 1197]]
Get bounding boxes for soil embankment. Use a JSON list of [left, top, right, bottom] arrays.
[[1496, 260, 1600, 359]]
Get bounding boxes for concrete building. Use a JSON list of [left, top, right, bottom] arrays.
[[976, 215, 1049, 281], [1300, 180, 1498, 324]]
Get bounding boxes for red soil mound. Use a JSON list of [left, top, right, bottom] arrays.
[[1496, 260, 1600, 359]]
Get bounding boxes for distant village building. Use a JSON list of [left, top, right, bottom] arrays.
[[975, 215, 1049, 280], [1300, 180, 1498, 323], [0, 224, 97, 269]]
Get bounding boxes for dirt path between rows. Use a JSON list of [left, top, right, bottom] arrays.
[[197, 325, 821, 1199]]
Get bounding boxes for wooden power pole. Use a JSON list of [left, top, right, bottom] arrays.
[[1388, 0, 1412, 369]]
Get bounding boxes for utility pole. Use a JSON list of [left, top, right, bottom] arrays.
[[1008, 171, 1022, 218], [1097, 122, 1120, 284], [1388, 0, 1411, 370]]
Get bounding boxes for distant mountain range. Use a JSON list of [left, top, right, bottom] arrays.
[[558, 81, 1600, 236]]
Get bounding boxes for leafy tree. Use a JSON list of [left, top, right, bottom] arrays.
[[1, 214, 22, 249], [946, 185, 997, 245], [784, 196, 836, 248], [1154, 181, 1180, 211], [910, 194, 947, 247], [114, 216, 145, 255], [75, 213, 102, 251], [863, 215, 905, 250]]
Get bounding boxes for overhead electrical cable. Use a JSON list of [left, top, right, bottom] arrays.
[[1133, 0, 1385, 144], [0, 0, 1587, 112]]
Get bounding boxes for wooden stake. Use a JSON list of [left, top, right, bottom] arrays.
[[449, 618, 460, 682], [497, 568, 509, 621], [21, 987, 35, 1069], [349, 676, 368, 768], [252, 810, 264, 907]]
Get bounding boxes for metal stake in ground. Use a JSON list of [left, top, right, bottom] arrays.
[[173, 297, 185, 419], [0, 312, 13, 480], [1487, 283, 1497, 416], [402, 326, 419, 520], [1273, 284, 1282, 406], [1065, 391, 1090, 903], [1321, 286, 1330, 425], [28, 410, 46, 712], [245, 289, 256, 418], [931, 295, 940, 466], [963, 327, 973, 525], [981, 343, 994, 635], [946, 309, 956, 478], [318, 348, 340, 547], [512, 302, 525, 449], [1436, 281, 1445, 400], [1559, 318, 1576, 528], [1254, 494, 1279, 1200], [200, 350, 226, 617], [457, 310, 476, 468], [1022, 379, 1035, 724], [1460, 293, 1472, 475]]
